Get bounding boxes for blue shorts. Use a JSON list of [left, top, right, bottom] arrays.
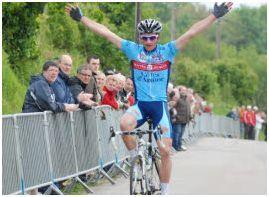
[[125, 101, 172, 138]]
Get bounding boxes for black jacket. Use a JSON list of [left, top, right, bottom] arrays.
[[68, 76, 91, 110], [22, 75, 65, 113]]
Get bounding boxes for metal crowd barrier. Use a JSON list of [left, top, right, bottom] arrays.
[[2, 107, 240, 195]]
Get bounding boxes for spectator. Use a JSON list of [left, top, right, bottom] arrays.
[[114, 73, 126, 95], [22, 61, 78, 113], [186, 88, 195, 105], [226, 107, 239, 120], [51, 54, 75, 104], [95, 71, 106, 102], [68, 65, 97, 109], [193, 92, 203, 115], [250, 106, 257, 139], [254, 111, 264, 141], [101, 75, 119, 110], [104, 69, 115, 76], [253, 106, 264, 140], [168, 88, 179, 109], [239, 105, 246, 139], [167, 82, 174, 96], [168, 90, 178, 126], [118, 77, 135, 109], [243, 105, 255, 140], [260, 112, 267, 141], [203, 103, 213, 114], [85, 55, 102, 102], [172, 88, 191, 151]]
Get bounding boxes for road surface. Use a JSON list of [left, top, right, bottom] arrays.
[[87, 137, 267, 195]]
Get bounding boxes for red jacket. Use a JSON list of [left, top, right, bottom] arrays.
[[101, 86, 119, 110], [251, 111, 256, 126], [128, 95, 135, 106], [243, 110, 255, 126], [239, 109, 245, 123]]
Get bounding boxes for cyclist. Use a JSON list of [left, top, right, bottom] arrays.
[[66, 2, 232, 194]]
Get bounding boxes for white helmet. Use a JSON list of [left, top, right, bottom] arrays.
[[137, 19, 162, 34]]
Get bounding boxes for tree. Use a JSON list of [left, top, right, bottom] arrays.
[[3, 2, 45, 82]]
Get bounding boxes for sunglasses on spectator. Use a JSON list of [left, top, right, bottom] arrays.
[[79, 72, 91, 77], [140, 35, 158, 41]]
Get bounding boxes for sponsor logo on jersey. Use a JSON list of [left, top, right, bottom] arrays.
[[132, 60, 170, 71]]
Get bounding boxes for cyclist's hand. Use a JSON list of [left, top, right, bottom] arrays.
[[212, 2, 233, 18], [65, 3, 83, 22]]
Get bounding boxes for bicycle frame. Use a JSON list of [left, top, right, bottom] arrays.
[[109, 119, 162, 195]]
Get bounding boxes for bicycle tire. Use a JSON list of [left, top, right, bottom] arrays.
[[147, 153, 161, 194], [130, 155, 148, 195]]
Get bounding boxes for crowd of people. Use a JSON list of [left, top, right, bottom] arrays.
[[226, 106, 267, 141], [15, 1, 249, 194], [22, 54, 136, 114], [167, 83, 214, 151], [22, 54, 215, 155]]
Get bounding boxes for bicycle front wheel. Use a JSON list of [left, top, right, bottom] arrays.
[[130, 155, 147, 195], [148, 156, 161, 194]]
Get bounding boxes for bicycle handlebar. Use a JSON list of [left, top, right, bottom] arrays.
[[109, 126, 162, 139], [109, 126, 164, 151]]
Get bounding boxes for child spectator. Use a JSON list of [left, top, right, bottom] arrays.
[[101, 75, 119, 110]]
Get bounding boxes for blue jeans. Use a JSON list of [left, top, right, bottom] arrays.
[[172, 123, 186, 150]]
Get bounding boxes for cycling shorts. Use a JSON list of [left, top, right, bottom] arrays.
[[125, 101, 172, 138]]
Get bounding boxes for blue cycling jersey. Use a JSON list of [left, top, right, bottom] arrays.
[[121, 40, 179, 102]]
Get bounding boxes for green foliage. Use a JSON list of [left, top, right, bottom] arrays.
[[2, 51, 27, 114], [219, 5, 267, 54], [182, 36, 216, 62], [2, 2, 267, 115], [171, 57, 219, 97], [211, 58, 258, 105], [2, 2, 45, 81], [45, 3, 81, 51]]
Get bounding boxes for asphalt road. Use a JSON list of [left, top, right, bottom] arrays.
[[87, 137, 267, 195]]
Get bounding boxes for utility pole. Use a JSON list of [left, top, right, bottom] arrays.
[[135, 2, 141, 43], [215, 19, 221, 59]]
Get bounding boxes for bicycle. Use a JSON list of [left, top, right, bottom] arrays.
[[109, 119, 162, 195]]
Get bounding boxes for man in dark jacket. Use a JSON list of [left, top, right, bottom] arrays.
[[69, 65, 97, 109], [172, 88, 191, 151], [22, 61, 78, 113], [85, 55, 102, 103], [51, 54, 75, 104]]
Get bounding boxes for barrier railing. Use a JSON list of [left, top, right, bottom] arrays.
[[2, 107, 240, 195]]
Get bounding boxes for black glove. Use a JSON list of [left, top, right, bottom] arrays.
[[70, 6, 83, 22], [212, 2, 230, 18]]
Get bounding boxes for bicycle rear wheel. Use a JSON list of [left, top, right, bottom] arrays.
[[130, 155, 147, 195]]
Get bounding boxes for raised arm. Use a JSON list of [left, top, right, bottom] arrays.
[[65, 4, 123, 49], [176, 2, 232, 51]]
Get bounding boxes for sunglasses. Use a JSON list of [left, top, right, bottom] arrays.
[[79, 72, 91, 77], [140, 35, 158, 41]]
